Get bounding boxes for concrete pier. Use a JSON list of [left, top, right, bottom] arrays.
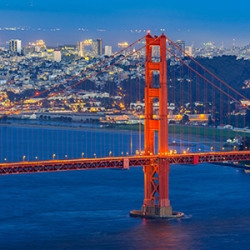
[[130, 205, 184, 219]]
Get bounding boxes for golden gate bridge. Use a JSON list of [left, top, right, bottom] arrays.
[[1, 32, 250, 218]]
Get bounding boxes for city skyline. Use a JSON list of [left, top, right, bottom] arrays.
[[1, 2, 250, 248], [0, 0, 250, 47]]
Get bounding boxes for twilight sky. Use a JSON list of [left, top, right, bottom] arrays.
[[0, 0, 250, 48]]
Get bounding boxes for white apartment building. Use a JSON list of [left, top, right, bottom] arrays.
[[9, 39, 22, 53]]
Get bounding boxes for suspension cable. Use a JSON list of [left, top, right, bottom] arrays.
[[167, 47, 250, 108], [167, 37, 250, 103]]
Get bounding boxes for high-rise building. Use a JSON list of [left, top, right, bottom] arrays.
[[9, 39, 22, 53], [97, 38, 103, 55], [92, 39, 103, 56], [185, 46, 193, 57], [104, 45, 112, 56], [92, 40, 98, 56], [175, 40, 185, 58], [77, 41, 85, 57], [152, 45, 160, 58], [53, 49, 61, 62]]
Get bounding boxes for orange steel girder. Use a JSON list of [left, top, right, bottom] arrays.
[[143, 33, 171, 210]]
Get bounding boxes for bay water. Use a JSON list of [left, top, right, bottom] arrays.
[[0, 124, 250, 249]]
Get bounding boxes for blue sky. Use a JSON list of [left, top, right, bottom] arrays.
[[0, 0, 249, 48]]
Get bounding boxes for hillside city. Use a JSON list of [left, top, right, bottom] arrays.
[[1, 37, 250, 131]]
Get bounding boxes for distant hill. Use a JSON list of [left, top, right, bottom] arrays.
[[167, 55, 250, 104], [194, 55, 250, 94]]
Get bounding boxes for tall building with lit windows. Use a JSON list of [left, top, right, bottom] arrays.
[[175, 40, 185, 58], [152, 45, 160, 58], [53, 49, 61, 62], [92, 38, 103, 56], [77, 41, 85, 57], [104, 45, 112, 56], [185, 46, 193, 57], [9, 39, 22, 53], [92, 41, 98, 56], [168, 40, 185, 61]]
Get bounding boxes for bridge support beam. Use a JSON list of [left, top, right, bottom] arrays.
[[130, 32, 183, 219]]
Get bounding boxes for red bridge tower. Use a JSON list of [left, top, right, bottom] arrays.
[[130, 33, 182, 218]]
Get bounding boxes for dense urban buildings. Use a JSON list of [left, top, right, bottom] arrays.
[[0, 36, 250, 129]]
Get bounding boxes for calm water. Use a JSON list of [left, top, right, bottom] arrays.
[[0, 124, 250, 249]]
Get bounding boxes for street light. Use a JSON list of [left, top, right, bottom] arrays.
[[52, 154, 56, 160], [35, 156, 38, 161], [94, 153, 96, 158], [23, 155, 26, 161], [121, 152, 124, 156], [65, 154, 68, 159], [82, 152, 84, 158], [126, 152, 129, 156], [109, 151, 112, 157], [4, 158, 7, 162]]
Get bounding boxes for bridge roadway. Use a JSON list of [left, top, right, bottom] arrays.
[[0, 151, 250, 175]]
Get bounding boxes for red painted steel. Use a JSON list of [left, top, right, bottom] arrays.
[[1, 151, 250, 175], [193, 155, 199, 164], [143, 32, 172, 216]]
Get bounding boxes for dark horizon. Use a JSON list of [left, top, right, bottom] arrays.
[[1, 0, 250, 49], [1, 28, 249, 51]]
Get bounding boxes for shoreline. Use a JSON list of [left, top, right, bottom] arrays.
[[0, 120, 225, 150], [0, 120, 140, 134], [2, 120, 249, 169], [212, 162, 250, 171]]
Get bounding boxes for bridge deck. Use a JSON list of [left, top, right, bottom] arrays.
[[0, 151, 250, 175]]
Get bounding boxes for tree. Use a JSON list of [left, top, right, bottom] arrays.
[[169, 120, 176, 124], [7, 91, 16, 102], [207, 115, 214, 126], [180, 114, 189, 124], [246, 107, 250, 126], [239, 136, 250, 150]]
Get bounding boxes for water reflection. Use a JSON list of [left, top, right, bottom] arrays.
[[126, 219, 196, 250]]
